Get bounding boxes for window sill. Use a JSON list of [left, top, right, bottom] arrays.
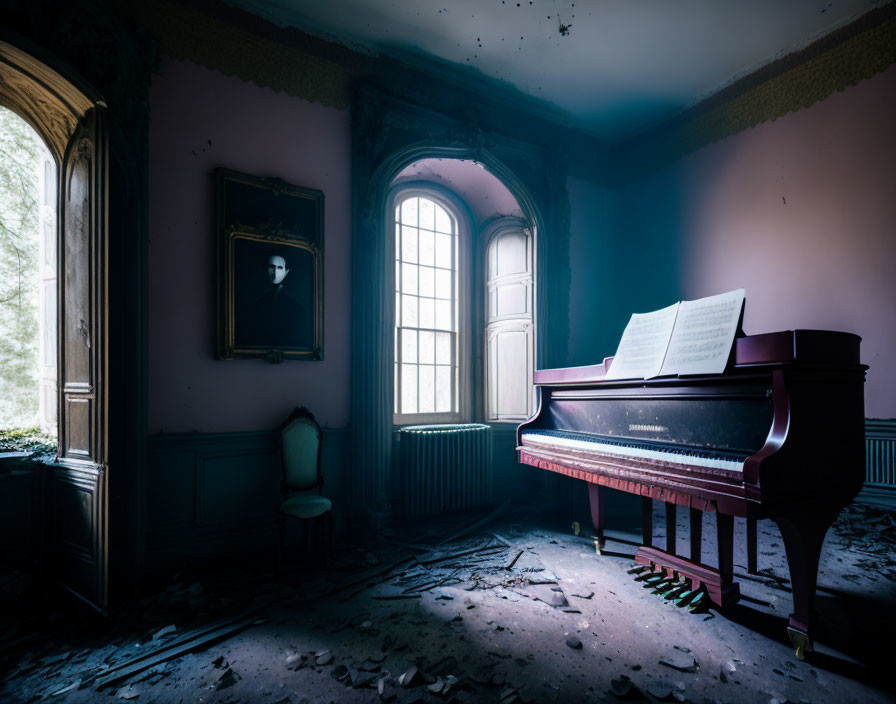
[[0, 450, 55, 475]]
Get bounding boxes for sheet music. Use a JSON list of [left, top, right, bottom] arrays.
[[605, 303, 680, 380], [658, 289, 745, 376]]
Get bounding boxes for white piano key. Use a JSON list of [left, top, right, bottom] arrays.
[[521, 431, 744, 473]]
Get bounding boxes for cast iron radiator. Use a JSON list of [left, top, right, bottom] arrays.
[[397, 424, 492, 518], [866, 420, 896, 487]]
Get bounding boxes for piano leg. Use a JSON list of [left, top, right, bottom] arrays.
[[689, 507, 702, 563], [747, 516, 758, 574], [641, 497, 653, 548], [716, 513, 734, 589], [773, 508, 840, 660], [665, 502, 677, 554], [588, 484, 606, 554]]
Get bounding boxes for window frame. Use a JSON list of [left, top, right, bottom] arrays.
[[390, 184, 472, 426]]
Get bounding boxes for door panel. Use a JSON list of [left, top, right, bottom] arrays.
[[51, 465, 106, 609], [55, 107, 108, 611]]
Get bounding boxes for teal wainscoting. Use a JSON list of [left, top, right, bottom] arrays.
[[145, 428, 349, 572]]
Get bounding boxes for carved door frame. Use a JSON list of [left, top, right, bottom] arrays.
[[0, 39, 110, 611]]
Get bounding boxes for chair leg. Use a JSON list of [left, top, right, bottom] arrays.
[[301, 519, 307, 555], [277, 513, 286, 567]]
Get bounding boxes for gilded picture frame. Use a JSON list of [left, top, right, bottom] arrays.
[[216, 168, 324, 362]]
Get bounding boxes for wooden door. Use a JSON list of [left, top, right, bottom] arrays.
[[51, 107, 108, 611]]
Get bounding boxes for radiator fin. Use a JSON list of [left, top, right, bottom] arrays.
[[398, 424, 492, 518], [866, 420, 896, 487]]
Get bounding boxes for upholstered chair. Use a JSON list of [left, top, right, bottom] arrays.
[[278, 406, 333, 557]]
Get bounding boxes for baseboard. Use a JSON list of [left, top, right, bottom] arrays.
[[856, 484, 896, 510]]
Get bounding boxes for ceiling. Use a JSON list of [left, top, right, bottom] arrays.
[[221, 0, 887, 143]]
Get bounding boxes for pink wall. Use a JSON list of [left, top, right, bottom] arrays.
[[618, 64, 896, 417], [148, 59, 351, 433]]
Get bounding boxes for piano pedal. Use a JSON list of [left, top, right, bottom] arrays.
[[650, 579, 676, 595], [686, 590, 708, 613], [663, 583, 690, 601], [634, 569, 662, 582], [639, 573, 665, 587], [657, 576, 685, 594], [643, 575, 669, 589], [673, 589, 699, 607], [627, 565, 650, 576]]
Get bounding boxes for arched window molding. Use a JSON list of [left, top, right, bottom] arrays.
[[351, 83, 570, 526]]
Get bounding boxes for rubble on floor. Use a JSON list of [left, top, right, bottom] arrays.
[[1, 502, 893, 703]]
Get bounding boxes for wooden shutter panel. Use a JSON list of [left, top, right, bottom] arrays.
[[53, 106, 108, 611], [59, 108, 106, 464]]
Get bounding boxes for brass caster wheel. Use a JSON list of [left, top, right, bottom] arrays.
[[787, 626, 812, 662]]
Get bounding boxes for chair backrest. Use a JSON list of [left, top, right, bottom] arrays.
[[280, 408, 321, 492]]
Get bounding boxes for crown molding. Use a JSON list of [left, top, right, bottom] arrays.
[[613, 2, 896, 183]]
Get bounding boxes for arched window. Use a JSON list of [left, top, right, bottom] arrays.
[[393, 191, 465, 422], [485, 218, 534, 421], [0, 107, 55, 436]]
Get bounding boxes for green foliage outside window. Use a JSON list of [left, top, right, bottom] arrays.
[[0, 107, 43, 431]]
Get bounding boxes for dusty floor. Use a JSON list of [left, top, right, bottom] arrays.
[[1, 501, 894, 704]]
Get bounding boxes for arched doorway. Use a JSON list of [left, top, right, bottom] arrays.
[[0, 39, 110, 610]]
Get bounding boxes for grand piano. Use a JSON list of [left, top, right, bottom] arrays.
[[517, 330, 866, 659]]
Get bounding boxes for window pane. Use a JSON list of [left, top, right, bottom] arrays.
[[419, 297, 435, 329], [435, 268, 451, 300], [401, 225, 418, 263], [419, 266, 435, 297], [401, 364, 417, 414], [401, 198, 418, 226], [393, 192, 463, 420], [401, 328, 417, 363], [402, 263, 418, 295], [402, 295, 418, 327], [419, 198, 434, 230], [435, 204, 452, 234], [419, 365, 435, 412], [435, 365, 451, 411], [435, 299, 451, 330], [419, 330, 435, 364], [435, 332, 451, 364], [435, 233, 452, 269], [419, 230, 434, 267]]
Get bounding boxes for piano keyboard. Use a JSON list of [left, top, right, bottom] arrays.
[[520, 429, 746, 473]]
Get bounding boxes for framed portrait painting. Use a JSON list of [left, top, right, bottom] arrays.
[[216, 168, 324, 361]]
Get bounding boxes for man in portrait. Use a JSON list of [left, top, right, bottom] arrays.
[[235, 248, 311, 349]]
